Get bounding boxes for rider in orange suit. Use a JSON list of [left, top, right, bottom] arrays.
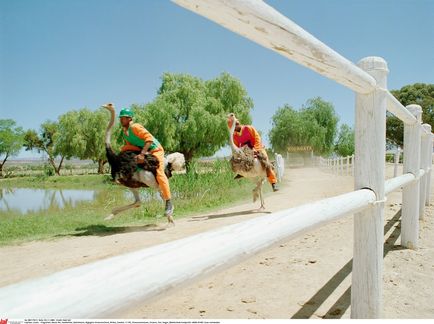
[[118, 108, 173, 216], [228, 115, 279, 191]]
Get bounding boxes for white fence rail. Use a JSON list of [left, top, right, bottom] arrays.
[[1, 0, 432, 319]]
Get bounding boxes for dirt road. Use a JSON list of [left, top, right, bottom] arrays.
[[1, 166, 433, 319]]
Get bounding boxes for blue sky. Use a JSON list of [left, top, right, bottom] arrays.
[[1, 0, 433, 158]]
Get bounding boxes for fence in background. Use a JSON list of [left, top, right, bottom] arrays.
[[319, 155, 355, 176]]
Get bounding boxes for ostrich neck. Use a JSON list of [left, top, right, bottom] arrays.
[[104, 106, 115, 149], [229, 121, 241, 154]]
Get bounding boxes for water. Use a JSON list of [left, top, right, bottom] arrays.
[[0, 188, 158, 215]]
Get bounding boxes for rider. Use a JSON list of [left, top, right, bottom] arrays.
[[228, 114, 279, 192], [118, 107, 174, 216]]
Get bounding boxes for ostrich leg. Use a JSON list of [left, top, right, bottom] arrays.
[[105, 188, 141, 220], [252, 178, 266, 210]]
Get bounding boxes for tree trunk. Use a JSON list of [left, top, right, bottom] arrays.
[[0, 153, 8, 178], [183, 151, 194, 173], [97, 159, 107, 174], [48, 156, 64, 176], [55, 156, 65, 176]]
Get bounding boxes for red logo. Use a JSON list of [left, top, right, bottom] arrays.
[[0, 319, 8, 324]]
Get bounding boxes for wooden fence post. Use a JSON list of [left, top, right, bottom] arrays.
[[426, 131, 433, 206], [351, 154, 355, 176], [340, 156, 343, 175], [394, 147, 400, 177], [351, 57, 387, 319], [401, 104, 422, 248], [419, 124, 431, 219]]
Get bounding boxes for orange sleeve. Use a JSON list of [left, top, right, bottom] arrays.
[[247, 126, 263, 151], [120, 144, 141, 152], [131, 123, 153, 143]]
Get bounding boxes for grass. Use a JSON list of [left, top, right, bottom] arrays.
[[0, 159, 259, 246], [0, 173, 113, 189]]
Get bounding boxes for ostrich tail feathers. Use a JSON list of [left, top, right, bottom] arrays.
[[166, 152, 185, 171]]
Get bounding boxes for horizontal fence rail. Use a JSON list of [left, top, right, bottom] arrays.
[[0, 189, 377, 318], [173, 0, 376, 94], [385, 91, 417, 125], [385, 173, 416, 195]]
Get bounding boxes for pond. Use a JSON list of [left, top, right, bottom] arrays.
[[0, 188, 159, 215]]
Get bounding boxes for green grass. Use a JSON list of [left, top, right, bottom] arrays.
[[0, 160, 258, 246], [0, 173, 113, 189]]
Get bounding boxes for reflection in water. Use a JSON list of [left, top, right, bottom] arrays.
[[0, 188, 95, 214], [0, 188, 160, 215]]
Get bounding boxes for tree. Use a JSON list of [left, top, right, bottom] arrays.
[[269, 97, 339, 155], [386, 83, 434, 146], [334, 124, 355, 157], [0, 119, 24, 177], [23, 121, 65, 175], [268, 105, 312, 153], [83, 108, 111, 173], [131, 72, 254, 166], [57, 108, 108, 173]]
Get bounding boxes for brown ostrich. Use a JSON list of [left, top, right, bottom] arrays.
[[227, 113, 272, 210], [102, 103, 185, 223]]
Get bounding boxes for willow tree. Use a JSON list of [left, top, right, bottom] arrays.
[[386, 83, 434, 147], [23, 121, 65, 175], [132, 72, 253, 166], [57, 108, 108, 173], [334, 124, 355, 157], [269, 97, 339, 155], [0, 119, 24, 177]]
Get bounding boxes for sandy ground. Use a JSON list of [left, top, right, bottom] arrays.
[[1, 165, 433, 319]]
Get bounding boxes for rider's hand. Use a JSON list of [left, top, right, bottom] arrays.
[[136, 153, 145, 164]]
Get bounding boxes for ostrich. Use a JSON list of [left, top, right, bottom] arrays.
[[102, 103, 185, 223], [227, 113, 272, 210]]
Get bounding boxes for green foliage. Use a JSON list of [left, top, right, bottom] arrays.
[[56, 110, 83, 159], [386, 83, 434, 146], [24, 121, 58, 155], [43, 163, 55, 176], [23, 121, 64, 175], [57, 108, 109, 172], [269, 97, 339, 155], [334, 124, 355, 157], [0, 119, 24, 176], [131, 72, 253, 163]]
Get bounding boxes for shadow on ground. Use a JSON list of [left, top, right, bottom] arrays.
[[56, 223, 165, 238], [189, 208, 272, 221], [292, 210, 404, 319]]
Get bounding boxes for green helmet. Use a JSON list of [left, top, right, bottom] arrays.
[[119, 108, 134, 118]]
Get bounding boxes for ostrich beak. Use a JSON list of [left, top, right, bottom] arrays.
[[102, 103, 114, 109]]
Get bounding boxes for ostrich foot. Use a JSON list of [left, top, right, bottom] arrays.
[[254, 206, 266, 212], [167, 214, 175, 225], [104, 213, 115, 221]]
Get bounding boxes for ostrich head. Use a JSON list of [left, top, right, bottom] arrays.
[[102, 103, 114, 109]]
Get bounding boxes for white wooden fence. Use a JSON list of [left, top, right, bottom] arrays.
[[1, 0, 432, 319], [319, 155, 355, 176]]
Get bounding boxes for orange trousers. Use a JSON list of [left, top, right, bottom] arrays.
[[121, 145, 171, 200], [152, 149, 171, 200], [259, 149, 277, 185]]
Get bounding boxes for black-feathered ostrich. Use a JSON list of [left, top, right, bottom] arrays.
[[102, 103, 185, 223]]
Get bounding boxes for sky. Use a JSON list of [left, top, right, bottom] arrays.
[[1, 0, 433, 158]]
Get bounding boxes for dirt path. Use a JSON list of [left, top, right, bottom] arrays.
[[1, 166, 433, 319]]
